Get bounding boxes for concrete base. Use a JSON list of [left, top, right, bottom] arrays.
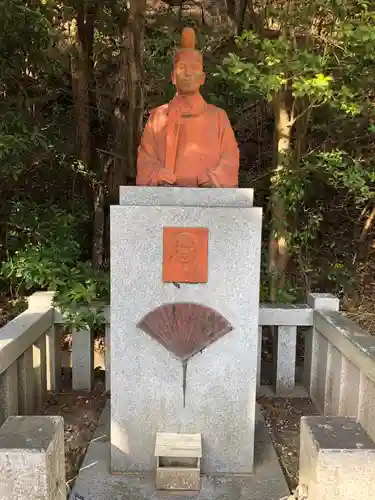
[[299, 416, 375, 499], [111, 189, 262, 473], [70, 401, 289, 500]]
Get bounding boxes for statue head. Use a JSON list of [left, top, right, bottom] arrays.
[[175, 232, 197, 265], [171, 27, 206, 96]]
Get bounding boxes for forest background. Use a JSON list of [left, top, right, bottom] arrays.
[[1, 0, 375, 329]]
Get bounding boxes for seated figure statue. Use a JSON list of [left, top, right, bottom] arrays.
[[136, 27, 240, 188]]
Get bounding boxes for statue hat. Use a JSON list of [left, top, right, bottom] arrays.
[[174, 27, 203, 67]]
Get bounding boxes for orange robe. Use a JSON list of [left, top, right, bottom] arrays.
[[136, 94, 240, 187]]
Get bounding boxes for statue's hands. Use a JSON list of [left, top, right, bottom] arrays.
[[197, 170, 220, 188], [157, 169, 176, 186], [197, 171, 212, 187]]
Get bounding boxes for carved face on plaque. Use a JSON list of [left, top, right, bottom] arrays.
[[163, 227, 208, 283], [175, 232, 197, 266]]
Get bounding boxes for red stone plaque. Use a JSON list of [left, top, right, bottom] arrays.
[[163, 227, 208, 283]]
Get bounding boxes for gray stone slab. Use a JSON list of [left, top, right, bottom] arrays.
[[299, 416, 375, 499], [0, 416, 65, 500], [259, 304, 313, 326], [301, 416, 375, 450], [307, 293, 340, 311], [70, 401, 289, 500], [110, 204, 262, 474], [119, 186, 254, 207]]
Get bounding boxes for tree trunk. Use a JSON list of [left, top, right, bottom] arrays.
[[108, 0, 146, 202], [70, 1, 103, 268], [93, 182, 105, 269], [236, 0, 248, 35], [268, 91, 293, 302], [70, 5, 91, 169]]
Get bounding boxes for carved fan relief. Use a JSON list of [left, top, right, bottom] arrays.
[[136, 303, 233, 361], [137, 303, 233, 407]]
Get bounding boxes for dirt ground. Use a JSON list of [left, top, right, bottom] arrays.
[[41, 373, 108, 494], [258, 396, 319, 491]]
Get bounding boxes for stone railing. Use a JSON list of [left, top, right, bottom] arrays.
[[309, 302, 375, 443], [0, 292, 59, 426], [259, 293, 340, 396], [2, 290, 375, 405], [3, 289, 375, 499]]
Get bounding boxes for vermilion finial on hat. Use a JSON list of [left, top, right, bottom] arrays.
[[180, 27, 196, 50]]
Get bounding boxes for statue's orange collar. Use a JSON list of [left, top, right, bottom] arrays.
[[168, 93, 206, 118]]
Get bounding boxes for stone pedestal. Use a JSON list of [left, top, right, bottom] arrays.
[[0, 416, 65, 500], [110, 187, 262, 474], [299, 416, 375, 499]]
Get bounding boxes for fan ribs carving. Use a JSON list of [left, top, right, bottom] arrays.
[[137, 303, 233, 361]]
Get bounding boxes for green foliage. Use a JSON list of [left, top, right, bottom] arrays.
[[144, 26, 177, 106], [0, 1, 109, 327], [259, 251, 298, 303], [1, 202, 109, 328], [222, 31, 363, 117], [309, 151, 375, 205], [1, 0, 375, 317], [0, 1, 52, 179], [214, 1, 375, 299]]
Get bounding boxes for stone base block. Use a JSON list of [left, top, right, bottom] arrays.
[[0, 416, 65, 500], [156, 468, 200, 491], [70, 402, 290, 500], [110, 194, 262, 474], [299, 416, 375, 499]]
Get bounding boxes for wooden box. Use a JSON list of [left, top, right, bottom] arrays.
[[155, 432, 202, 491]]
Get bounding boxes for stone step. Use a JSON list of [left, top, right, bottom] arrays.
[[299, 416, 375, 499]]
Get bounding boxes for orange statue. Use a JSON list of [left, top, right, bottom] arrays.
[[136, 27, 240, 188]]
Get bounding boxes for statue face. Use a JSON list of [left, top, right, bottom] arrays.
[[172, 52, 205, 95], [175, 233, 197, 265]]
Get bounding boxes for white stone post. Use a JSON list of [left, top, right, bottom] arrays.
[[0, 416, 66, 499], [305, 293, 339, 396], [72, 327, 93, 391], [273, 325, 297, 395], [299, 416, 375, 499], [28, 291, 61, 393]]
